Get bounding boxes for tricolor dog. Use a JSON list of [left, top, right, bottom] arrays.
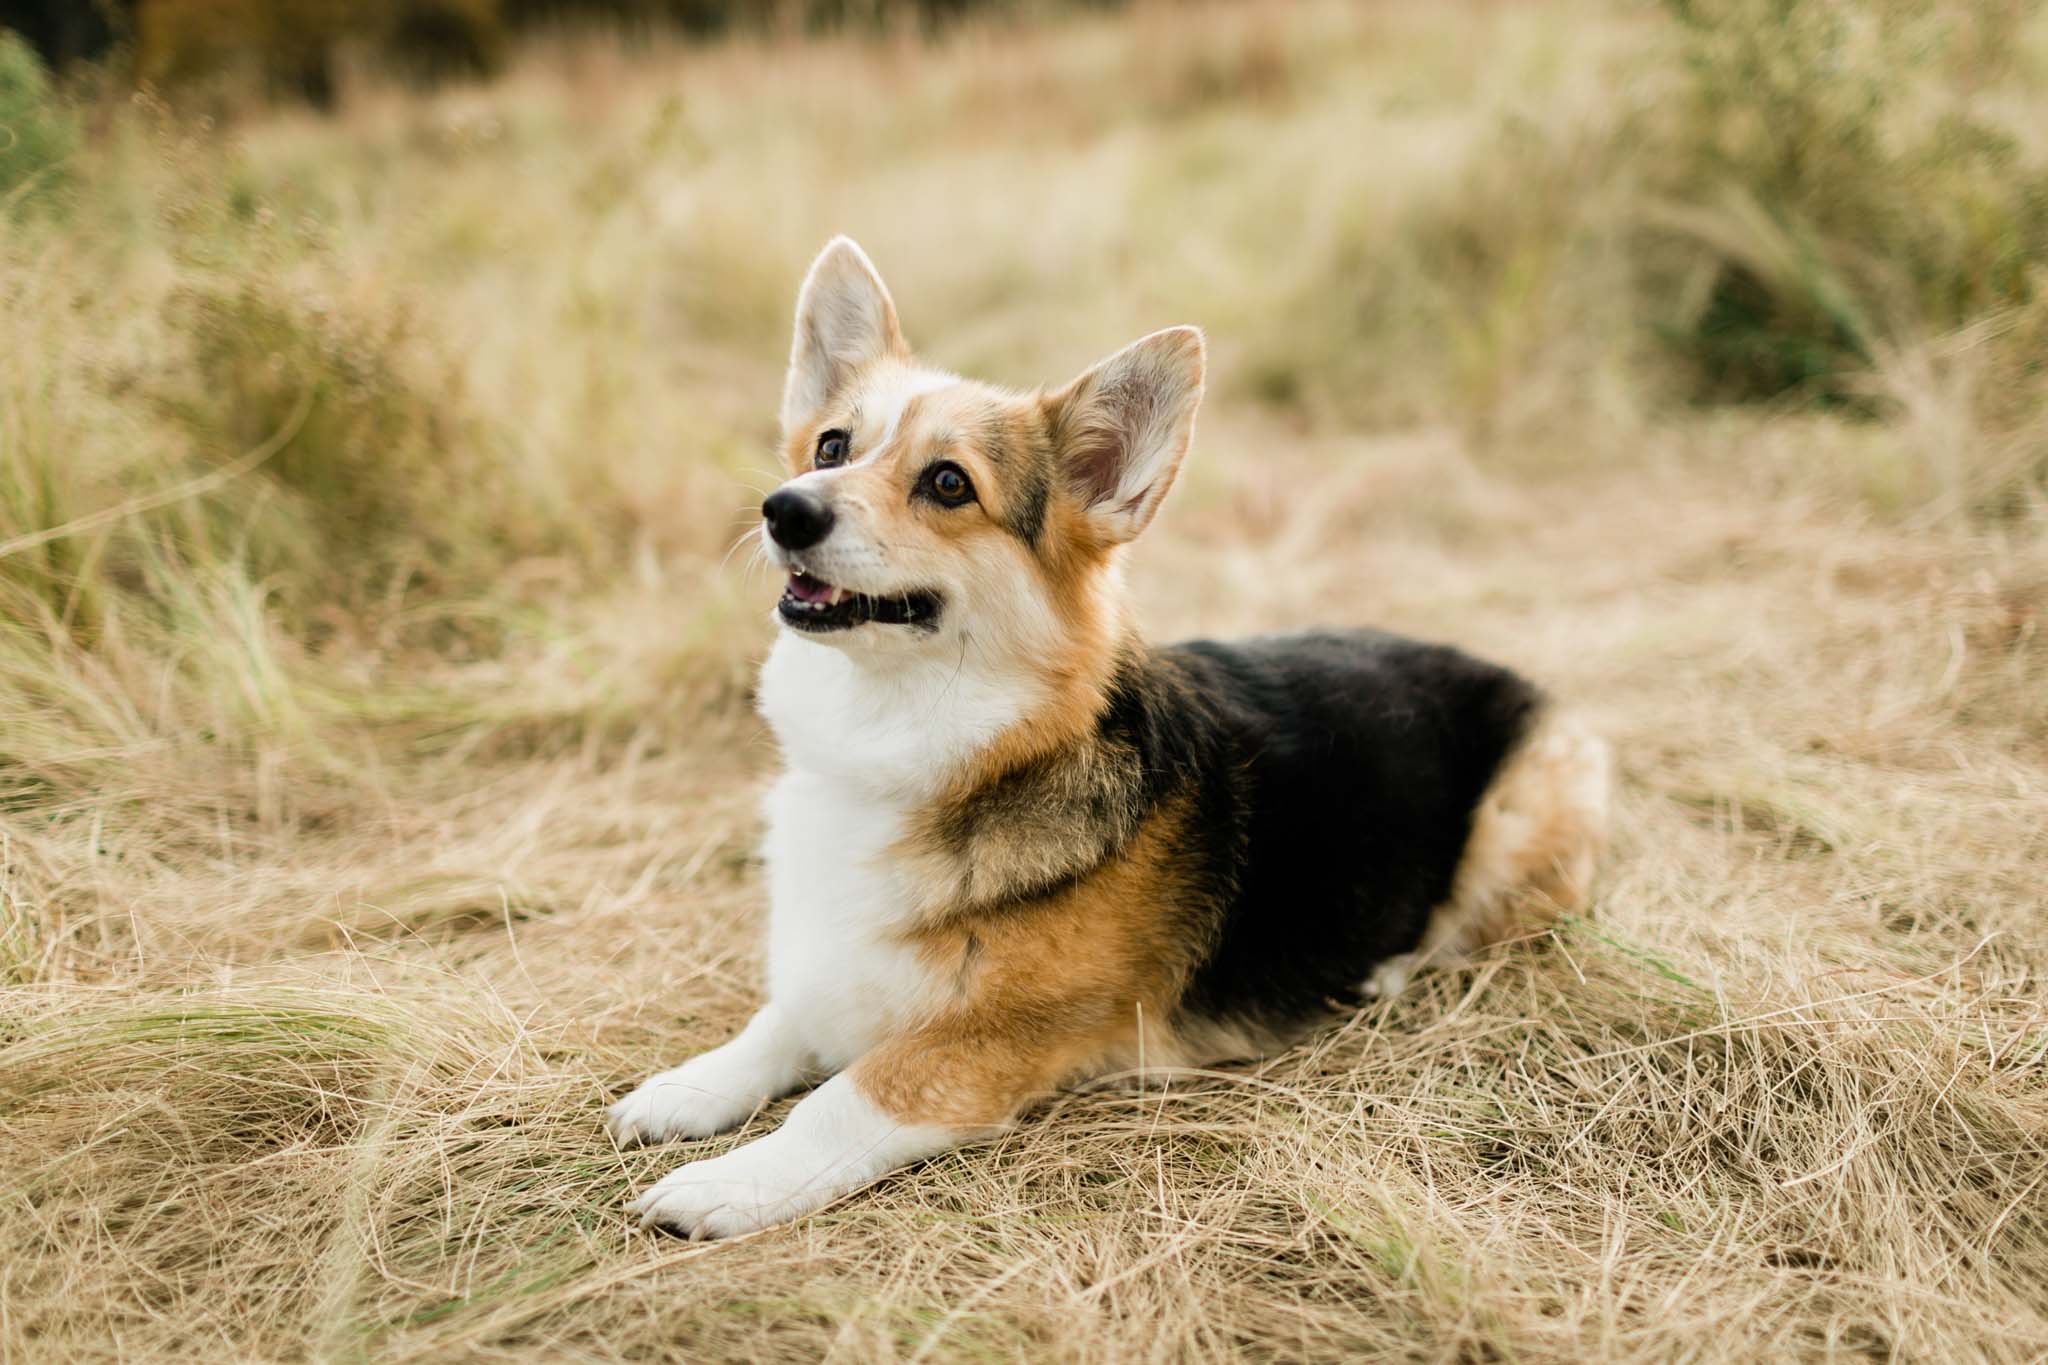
[[610, 237, 1610, 1238]]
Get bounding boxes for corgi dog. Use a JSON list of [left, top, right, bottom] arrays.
[[609, 238, 1610, 1238]]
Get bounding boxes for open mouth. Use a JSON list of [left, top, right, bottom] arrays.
[[779, 569, 941, 633]]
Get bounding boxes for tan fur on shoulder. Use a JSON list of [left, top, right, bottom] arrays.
[[856, 794, 1209, 1128]]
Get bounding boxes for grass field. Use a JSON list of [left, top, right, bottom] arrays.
[[4, 1, 2048, 1359]]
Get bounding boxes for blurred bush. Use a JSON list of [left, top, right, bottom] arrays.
[[1243, 0, 2048, 441], [0, 0, 124, 69], [134, 0, 507, 106], [502, 0, 1057, 34], [0, 29, 77, 209], [1650, 0, 2048, 405], [160, 283, 457, 579], [147, 272, 581, 623], [6, 0, 1084, 103]]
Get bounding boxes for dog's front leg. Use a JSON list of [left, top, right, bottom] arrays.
[[607, 1005, 812, 1146], [630, 1026, 1060, 1239]]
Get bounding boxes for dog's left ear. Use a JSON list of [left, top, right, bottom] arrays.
[[1043, 326, 1206, 545], [782, 237, 910, 434]]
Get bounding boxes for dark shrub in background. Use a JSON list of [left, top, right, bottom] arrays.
[[0, 0, 123, 69], [2, 0, 1081, 102], [130, 0, 506, 108]]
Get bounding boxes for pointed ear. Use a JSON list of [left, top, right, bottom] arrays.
[[781, 237, 909, 434], [1043, 326, 1206, 545]]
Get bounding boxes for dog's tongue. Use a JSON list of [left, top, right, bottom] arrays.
[[788, 571, 838, 605]]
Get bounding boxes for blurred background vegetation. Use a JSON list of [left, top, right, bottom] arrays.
[[1, 0, 2044, 805], [2, 0, 1093, 105], [3, 5, 2046, 1355]]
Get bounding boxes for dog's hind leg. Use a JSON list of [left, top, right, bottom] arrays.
[[1366, 711, 1611, 998]]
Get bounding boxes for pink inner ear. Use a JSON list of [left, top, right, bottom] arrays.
[[1070, 431, 1127, 506], [1067, 374, 1159, 507]]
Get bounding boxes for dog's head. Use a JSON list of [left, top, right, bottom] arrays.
[[761, 237, 1204, 664]]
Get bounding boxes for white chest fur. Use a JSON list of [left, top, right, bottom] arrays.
[[757, 770, 932, 1069], [753, 631, 1041, 1069]]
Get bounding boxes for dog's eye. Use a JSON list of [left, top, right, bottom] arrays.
[[923, 462, 975, 507], [815, 430, 850, 468]]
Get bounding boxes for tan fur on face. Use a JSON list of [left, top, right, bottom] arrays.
[[781, 371, 1058, 608]]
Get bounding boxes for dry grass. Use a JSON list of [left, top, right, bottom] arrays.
[[4, 1, 2048, 1359]]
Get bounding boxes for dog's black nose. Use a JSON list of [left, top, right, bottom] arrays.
[[762, 487, 835, 551]]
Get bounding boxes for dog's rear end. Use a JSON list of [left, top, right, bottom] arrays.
[[1370, 712, 1610, 999]]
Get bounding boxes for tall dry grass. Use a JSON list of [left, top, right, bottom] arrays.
[[3, 1, 2046, 1359]]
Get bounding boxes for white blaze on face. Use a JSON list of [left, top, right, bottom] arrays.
[[854, 365, 959, 461]]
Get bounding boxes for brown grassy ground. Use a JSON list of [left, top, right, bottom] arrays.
[[4, 2, 2047, 1360]]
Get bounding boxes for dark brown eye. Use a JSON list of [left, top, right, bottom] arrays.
[[815, 430, 849, 468], [924, 462, 974, 506]]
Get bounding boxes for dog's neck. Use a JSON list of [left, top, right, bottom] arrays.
[[757, 621, 1129, 803], [756, 631, 1040, 799]]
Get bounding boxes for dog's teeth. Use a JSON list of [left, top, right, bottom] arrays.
[[826, 587, 845, 606]]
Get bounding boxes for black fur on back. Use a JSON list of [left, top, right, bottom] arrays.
[[1103, 629, 1545, 1031]]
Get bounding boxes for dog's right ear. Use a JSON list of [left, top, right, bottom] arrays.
[[781, 237, 909, 434]]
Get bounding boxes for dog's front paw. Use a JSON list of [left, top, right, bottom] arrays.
[[625, 1073, 960, 1239], [606, 1060, 764, 1147], [630, 1145, 829, 1240]]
